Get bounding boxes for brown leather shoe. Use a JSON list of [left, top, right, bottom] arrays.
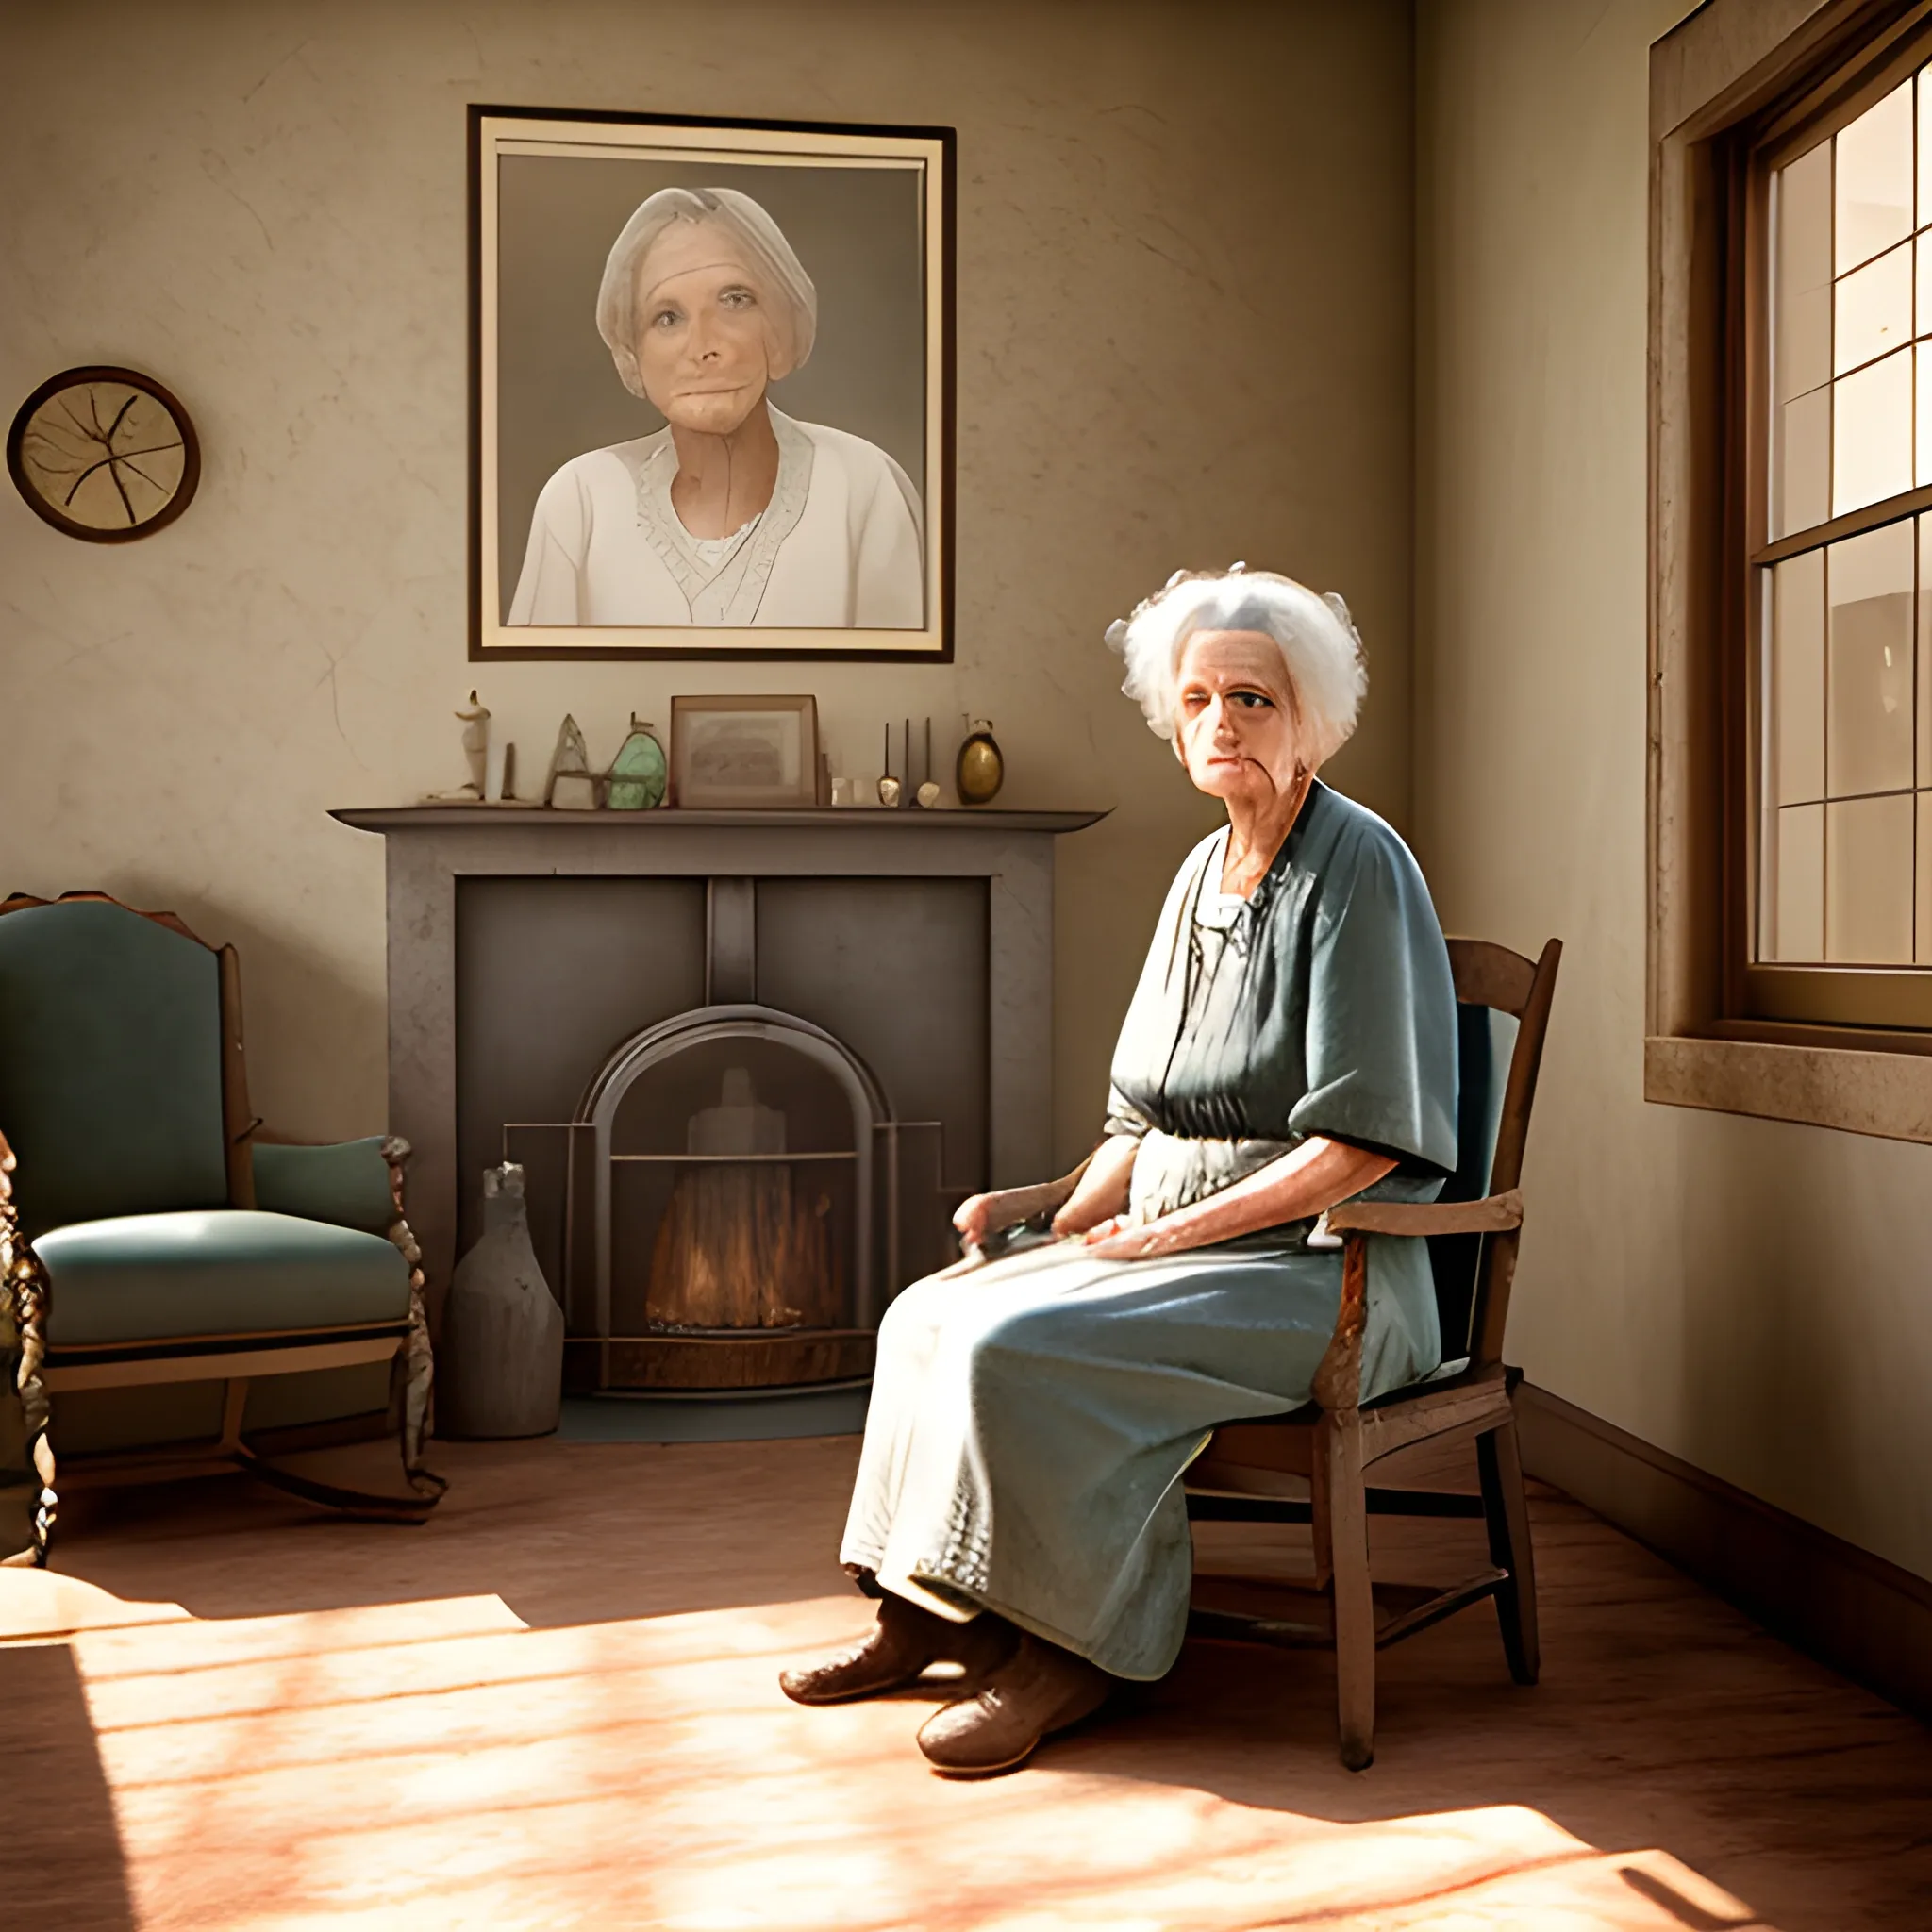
[[779, 1595, 1017, 1707], [916, 1632, 1112, 1776]]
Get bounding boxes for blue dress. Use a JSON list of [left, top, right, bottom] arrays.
[[840, 782, 1459, 1679]]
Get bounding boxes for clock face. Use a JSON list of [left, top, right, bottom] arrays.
[[7, 366, 200, 541]]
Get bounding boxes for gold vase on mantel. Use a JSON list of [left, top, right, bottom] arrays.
[[956, 718, 1004, 806]]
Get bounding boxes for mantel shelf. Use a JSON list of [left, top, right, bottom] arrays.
[[332, 805, 1109, 835]]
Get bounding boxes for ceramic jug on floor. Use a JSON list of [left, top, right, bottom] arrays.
[[441, 1163, 565, 1438]]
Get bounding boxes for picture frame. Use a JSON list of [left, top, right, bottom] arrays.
[[470, 105, 955, 662], [671, 694, 820, 808]]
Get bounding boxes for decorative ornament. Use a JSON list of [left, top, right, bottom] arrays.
[[956, 718, 1005, 806], [425, 691, 491, 803], [545, 714, 598, 809], [876, 774, 903, 807], [607, 715, 668, 809], [916, 780, 941, 808], [8, 366, 200, 541]]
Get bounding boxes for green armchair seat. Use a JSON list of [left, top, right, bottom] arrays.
[[39, 1210, 410, 1347], [0, 895, 442, 1563]]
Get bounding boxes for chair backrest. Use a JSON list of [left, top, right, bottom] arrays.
[[1427, 937, 1561, 1369], [0, 895, 243, 1241]]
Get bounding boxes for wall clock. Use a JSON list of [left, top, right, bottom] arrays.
[[7, 365, 200, 541]]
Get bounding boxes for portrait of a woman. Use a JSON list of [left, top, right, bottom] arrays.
[[780, 566, 1459, 1775], [507, 185, 925, 628]]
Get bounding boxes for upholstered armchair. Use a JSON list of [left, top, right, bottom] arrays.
[[0, 892, 443, 1566]]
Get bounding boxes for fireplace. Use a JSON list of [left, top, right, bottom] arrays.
[[541, 996, 950, 1392], [337, 804, 1101, 1398]]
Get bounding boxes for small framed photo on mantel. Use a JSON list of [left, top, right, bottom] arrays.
[[671, 695, 819, 808], [470, 106, 955, 663]]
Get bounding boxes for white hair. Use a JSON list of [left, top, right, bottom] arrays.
[[595, 187, 818, 401], [1105, 566, 1367, 768]]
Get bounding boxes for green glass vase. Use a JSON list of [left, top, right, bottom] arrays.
[[607, 715, 668, 810]]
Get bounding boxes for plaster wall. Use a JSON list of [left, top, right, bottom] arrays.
[[0, 0, 1416, 1175], [1416, 0, 1932, 1582]]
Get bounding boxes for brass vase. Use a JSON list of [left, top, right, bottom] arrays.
[[956, 719, 1004, 806]]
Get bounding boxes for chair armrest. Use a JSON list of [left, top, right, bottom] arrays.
[[251, 1136, 397, 1235], [1324, 1189, 1523, 1238]]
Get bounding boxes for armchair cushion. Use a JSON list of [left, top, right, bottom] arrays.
[[252, 1138, 395, 1236], [35, 1210, 409, 1346]]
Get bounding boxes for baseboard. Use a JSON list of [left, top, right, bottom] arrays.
[[1516, 1381, 1932, 1727]]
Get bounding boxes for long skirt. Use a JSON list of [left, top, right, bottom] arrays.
[[839, 1231, 1440, 1681]]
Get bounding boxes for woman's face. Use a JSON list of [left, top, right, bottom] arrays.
[[632, 221, 783, 436], [1174, 628, 1306, 807]]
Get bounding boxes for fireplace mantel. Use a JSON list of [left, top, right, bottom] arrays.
[[334, 806, 1107, 835], [336, 802, 1108, 1317]]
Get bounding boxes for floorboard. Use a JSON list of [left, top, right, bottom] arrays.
[[3, 1434, 1927, 1930]]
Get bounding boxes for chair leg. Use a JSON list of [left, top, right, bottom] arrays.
[[1477, 1418, 1541, 1686], [1310, 1425, 1334, 1591], [1323, 1408, 1375, 1771]]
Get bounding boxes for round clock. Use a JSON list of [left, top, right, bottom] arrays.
[[7, 365, 200, 542]]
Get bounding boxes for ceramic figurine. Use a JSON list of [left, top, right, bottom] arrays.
[[426, 691, 491, 802], [440, 1164, 564, 1439], [607, 715, 668, 809], [545, 714, 599, 810], [957, 718, 1005, 806]]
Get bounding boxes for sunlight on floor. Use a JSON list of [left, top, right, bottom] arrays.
[[4, 1577, 1771, 1932]]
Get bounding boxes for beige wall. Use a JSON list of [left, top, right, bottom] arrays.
[[0, 0, 1415, 1174], [1417, 0, 1932, 1582]]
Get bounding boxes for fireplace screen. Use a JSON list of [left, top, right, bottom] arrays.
[[507, 1004, 953, 1393]]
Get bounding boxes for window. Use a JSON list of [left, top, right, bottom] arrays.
[[1743, 25, 1932, 1031], [1648, 0, 1932, 1143]]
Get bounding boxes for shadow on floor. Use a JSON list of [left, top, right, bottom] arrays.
[[2, 1642, 138, 1931], [48, 1433, 861, 1629]]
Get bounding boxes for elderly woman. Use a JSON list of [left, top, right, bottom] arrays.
[[508, 186, 924, 628], [780, 567, 1458, 1775]]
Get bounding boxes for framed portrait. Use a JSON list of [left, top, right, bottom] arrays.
[[671, 694, 819, 808], [470, 106, 954, 661]]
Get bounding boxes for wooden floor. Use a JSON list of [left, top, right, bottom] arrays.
[[5, 1432, 1930, 1930]]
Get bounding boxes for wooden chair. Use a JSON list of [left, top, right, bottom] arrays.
[[1184, 936, 1561, 1770]]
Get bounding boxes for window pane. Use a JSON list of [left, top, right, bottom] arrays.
[[1837, 78, 1914, 275], [1833, 346, 1912, 513], [1920, 233, 1932, 336], [1825, 792, 1914, 961], [1774, 803, 1824, 960], [1921, 67, 1932, 230], [1919, 793, 1932, 962], [1835, 240, 1912, 372], [1774, 550, 1825, 803], [1828, 520, 1915, 797], [1921, 517, 1932, 785], [1776, 384, 1831, 536], [1921, 342, 1932, 487], [1779, 142, 1833, 399]]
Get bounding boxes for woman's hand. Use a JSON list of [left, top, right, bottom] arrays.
[[1081, 1137, 1400, 1261], [1080, 1214, 1201, 1261], [953, 1191, 1022, 1249]]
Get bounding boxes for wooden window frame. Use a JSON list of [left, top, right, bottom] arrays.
[[1648, 0, 1932, 1142]]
